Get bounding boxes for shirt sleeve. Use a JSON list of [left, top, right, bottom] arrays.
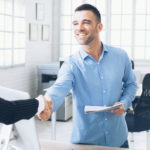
[[0, 98, 39, 125], [45, 60, 75, 112], [35, 96, 45, 115], [120, 52, 137, 109]]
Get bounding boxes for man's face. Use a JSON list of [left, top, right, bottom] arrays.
[[72, 10, 101, 45]]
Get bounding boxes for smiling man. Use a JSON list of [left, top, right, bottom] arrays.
[[73, 8, 101, 46], [45, 4, 137, 148]]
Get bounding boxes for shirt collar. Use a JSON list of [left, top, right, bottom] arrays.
[[79, 42, 109, 60]]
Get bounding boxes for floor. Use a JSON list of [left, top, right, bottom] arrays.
[[35, 117, 147, 150]]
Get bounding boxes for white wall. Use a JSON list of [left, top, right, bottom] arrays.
[[0, 0, 54, 97]]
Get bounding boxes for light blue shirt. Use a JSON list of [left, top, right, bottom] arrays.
[[46, 43, 137, 147]]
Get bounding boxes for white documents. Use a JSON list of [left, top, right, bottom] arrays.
[[84, 103, 122, 113]]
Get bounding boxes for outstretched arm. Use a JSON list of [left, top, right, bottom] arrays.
[[0, 95, 52, 125]]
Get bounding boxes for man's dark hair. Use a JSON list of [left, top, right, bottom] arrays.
[[75, 4, 101, 22]]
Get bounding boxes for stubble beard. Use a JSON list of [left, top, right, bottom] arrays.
[[75, 33, 96, 45], [75, 27, 97, 45]]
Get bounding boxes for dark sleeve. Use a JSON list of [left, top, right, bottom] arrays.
[[0, 97, 39, 125]]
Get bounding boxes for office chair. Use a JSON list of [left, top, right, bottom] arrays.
[[125, 73, 150, 150]]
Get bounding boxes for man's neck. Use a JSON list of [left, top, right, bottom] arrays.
[[82, 40, 102, 62]]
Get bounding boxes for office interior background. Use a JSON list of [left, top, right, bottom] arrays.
[[0, 0, 150, 150]]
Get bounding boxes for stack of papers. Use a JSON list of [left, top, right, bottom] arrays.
[[84, 103, 122, 113]]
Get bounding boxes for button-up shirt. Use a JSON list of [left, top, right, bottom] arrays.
[[45, 43, 137, 147]]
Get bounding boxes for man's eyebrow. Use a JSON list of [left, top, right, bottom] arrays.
[[72, 19, 92, 24], [72, 20, 77, 24], [83, 19, 91, 22]]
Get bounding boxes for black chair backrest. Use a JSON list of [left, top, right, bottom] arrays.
[[134, 73, 150, 118], [132, 73, 150, 131], [131, 60, 134, 70], [142, 73, 150, 94]]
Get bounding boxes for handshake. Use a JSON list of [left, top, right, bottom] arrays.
[[36, 95, 53, 121]]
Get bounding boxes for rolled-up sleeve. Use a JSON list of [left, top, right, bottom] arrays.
[[120, 52, 137, 109], [45, 61, 75, 112]]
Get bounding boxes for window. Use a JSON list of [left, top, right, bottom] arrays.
[[111, 0, 150, 60], [60, 0, 150, 61], [0, 0, 26, 68], [110, 0, 133, 57]]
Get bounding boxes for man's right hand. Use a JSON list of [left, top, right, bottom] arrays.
[[38, 95, 53, 121]]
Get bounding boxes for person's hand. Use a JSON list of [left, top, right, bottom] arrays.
[[38, 96, 53, 121], [109, 102, 125, 115]]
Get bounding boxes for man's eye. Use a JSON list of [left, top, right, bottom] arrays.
[[73, 22, 78, 26], [84, 21, 90, 24]]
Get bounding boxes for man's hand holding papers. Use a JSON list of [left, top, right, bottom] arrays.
[[109, 102, 125, 115], [84, 102, 125, 115]]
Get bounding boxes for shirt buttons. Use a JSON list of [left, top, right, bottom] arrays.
[[105, 118, 108, 121], [101, 76, 103, 79], [103, 90, 106, 93], [106, 131, 109, 134]]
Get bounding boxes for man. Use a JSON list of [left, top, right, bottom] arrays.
[[0, 95, 52, 124], [45, 4, 137, 148]]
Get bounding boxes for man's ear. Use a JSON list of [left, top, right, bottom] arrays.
[[97, 23, 103, 32]]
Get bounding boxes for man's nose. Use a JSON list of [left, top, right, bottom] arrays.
[[77, 23, 84, 31]]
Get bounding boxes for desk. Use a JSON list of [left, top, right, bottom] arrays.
[[40, 140, 128, 150]]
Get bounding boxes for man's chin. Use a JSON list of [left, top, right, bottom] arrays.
[[77, 40, 87, 45], [79, 43, 86, 45]]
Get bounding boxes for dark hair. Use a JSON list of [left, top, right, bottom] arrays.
[[75, 4, 101, 22]]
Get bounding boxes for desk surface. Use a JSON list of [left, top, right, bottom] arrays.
[[40, 140, 128, 150]]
